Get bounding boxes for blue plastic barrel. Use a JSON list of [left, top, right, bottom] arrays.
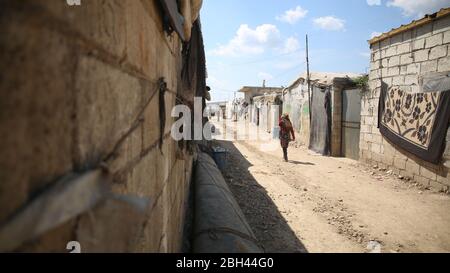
[[212, 147, 228, 171]]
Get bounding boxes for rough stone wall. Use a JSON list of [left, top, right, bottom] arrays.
[[362, 14, 450, 191], [0, 0, 196, 252]]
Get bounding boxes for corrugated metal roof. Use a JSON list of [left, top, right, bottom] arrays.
[[369, 7, 450, 45]]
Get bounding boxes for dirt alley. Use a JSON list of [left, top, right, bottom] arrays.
[[212, 120, 450, 253]]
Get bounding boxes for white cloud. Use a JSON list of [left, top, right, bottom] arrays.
[[370, 31, 382, 39], [276, 6, 308, 24], [313, 16, 346, 31], [387, 0, 450, 18], [258, 72, 274, 81], [207, 75, 225, 87], [359, 52, 371, 58], [367, 0, 382, 6], [209, 24, 282, 56], [274, 51, 306, 70], [281, 37, 301, 53]]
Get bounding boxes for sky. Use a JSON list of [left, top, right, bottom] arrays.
[[200, 0, 450, 102]]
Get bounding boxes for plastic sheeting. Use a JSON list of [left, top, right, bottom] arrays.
[[192, 153, 264, 253], [420, 72, 450, 93], [309, 86, 332, 155], [181, 19, 207, 106]]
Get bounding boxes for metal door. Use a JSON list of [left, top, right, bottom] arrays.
[[342, 89, 362, 160]]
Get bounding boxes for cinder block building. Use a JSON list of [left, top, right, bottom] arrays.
[[283, 72, 363, 159], [0, 0, 206, 252], [239, 85, 283, 105], [252, 92, 283, 137], [362, 8, 450, 192], [238, 85, 283, 126]]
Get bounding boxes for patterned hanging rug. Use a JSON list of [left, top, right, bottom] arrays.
[[378, 75, 450, 164]]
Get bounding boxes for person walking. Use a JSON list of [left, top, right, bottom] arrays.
[[279, 113, 295, 162]]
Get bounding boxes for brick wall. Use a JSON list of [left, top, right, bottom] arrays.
[[361, 14, 450, 192], [0, 0, 198, 252]]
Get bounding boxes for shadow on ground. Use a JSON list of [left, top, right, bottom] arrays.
[[216, 140, 308, 253], [289, 160, 315, 166]]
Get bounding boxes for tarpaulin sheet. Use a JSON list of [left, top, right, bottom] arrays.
[[158, 0, 185, 41], [309, 86, 331, 155], [181, 19, 206, 106], [192, 153, 264, 253]]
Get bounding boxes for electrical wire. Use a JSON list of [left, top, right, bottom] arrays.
[[208, 61, 306, 94], [270, 61, 306, 82]]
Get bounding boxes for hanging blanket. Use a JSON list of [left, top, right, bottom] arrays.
[[378, 83, 450, 164], [181, 19, 206, 107], [309, 86, 331, 156]]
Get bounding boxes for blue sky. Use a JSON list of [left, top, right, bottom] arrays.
[[200, 0, 450, 102]]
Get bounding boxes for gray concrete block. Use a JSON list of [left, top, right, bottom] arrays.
[[438, 56, 450, 72], [429, 45, 448, 60], [420, 60, 438, 73], [414, 49, 430, 62], [425, 33, 443, 48]]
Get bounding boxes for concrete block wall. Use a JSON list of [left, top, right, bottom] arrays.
[[362, 14, 450, 191], [331, 86, 342, 157], [0, 0, 196, 252]]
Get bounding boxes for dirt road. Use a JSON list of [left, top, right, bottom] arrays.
[[213, 121, 450, 253]]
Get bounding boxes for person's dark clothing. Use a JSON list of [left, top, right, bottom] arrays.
[[282, 147, 288, 161]]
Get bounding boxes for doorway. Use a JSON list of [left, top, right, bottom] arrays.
[[342, 89, 362, 160]]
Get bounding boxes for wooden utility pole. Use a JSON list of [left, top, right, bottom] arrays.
[[233, 91, 237, 122], [306, 34, 312, 126]]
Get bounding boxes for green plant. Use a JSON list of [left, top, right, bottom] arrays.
[[351, 75, 369, 90]]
